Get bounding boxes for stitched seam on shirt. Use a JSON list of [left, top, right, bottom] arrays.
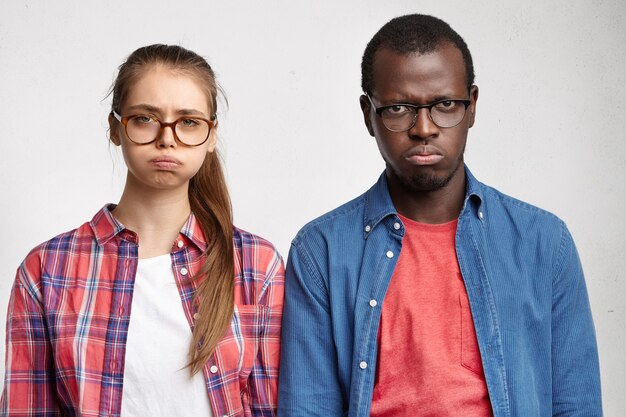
[[17, 263, 44, 308], [552, 220, 571, 287], [292, 242, 330, 312], [234, 226, 284, 306], [258, 250, 283, 305]]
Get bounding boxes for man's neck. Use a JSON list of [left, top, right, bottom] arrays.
[[388, 170, 466, 224]]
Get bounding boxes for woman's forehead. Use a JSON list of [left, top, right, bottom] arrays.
[[123, 66, 214, 116]]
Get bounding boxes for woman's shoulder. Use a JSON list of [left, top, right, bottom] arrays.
[[233, 226, 282, 261], [20, 206, 114, 279], [232, 226, 284, 294], [23, 223, 93, 262]]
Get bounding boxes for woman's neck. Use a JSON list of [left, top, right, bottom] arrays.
[[113, 179, 191, 259]]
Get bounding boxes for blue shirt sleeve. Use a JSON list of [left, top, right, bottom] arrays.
[[551, 224, 602, 416], [278, 241, 346, 416]]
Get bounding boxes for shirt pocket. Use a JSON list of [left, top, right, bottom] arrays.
[[459, 289, 484, 375], [216, 304, 269, 386]]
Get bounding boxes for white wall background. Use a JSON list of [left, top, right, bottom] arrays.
[[1, 0, 624, 413]]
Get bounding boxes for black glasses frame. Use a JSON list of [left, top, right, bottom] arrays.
[[366, 94, 471, 131], [112, 111, 215, 146]]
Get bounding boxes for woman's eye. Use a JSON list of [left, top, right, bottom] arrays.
[[131, 115, 155, 124], [180, 118, 200, 128]]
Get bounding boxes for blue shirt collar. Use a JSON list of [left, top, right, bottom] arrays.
[[363, 165, 485, 234]]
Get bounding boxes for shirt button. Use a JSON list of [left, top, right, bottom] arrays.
[[180, 267, 188, 275], [365, 225, 371, 233], [369, 299, 377, 307], [177, 240, 184, 248], [386, 251, 394, 258], [210, 365, 218, 374], [393, 222, 401, 230], [193, 313, 199, 320], [359, 361, 368, 369], [479, 211, 484, 219]]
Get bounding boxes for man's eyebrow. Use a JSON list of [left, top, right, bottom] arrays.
[[414, 95, 462, 104], [382, 94, 460, 106], [430, 95, 457, 102]]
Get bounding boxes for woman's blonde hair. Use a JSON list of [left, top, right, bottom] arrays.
[[110, 44, 233, 375]]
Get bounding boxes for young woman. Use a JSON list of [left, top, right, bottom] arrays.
[[1, 44, 284, 416]]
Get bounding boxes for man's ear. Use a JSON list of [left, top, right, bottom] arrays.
[[468, 85, 479, 128], [108, 113, 121, 146], [359, 94, 375, 137]]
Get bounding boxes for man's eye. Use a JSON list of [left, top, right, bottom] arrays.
[[385, 105, 412, 115], [434, 100, 457, 110]]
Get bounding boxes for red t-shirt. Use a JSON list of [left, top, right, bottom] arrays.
[[370, 215, 493, 416]]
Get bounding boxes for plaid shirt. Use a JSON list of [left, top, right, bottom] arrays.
[[1, 205, 284, 417]]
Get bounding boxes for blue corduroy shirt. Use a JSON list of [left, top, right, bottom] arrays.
[[278, 166, 601, 417]]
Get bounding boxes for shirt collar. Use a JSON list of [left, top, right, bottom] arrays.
[[363, 173, 397, 234], [363, 165, 485, 235], [179, 210, 208, 252], [90, 204, 125, 245], [464, 166, 484, 205], [89, 204, 208, 252], [463, 166, 486, 221]]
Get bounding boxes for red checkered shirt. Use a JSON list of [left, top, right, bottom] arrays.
[[1, 205, 284, 417]]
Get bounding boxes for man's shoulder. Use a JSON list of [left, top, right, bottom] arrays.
[[480, 181, 546, 211], [292, 191, 368, 246], [480, 181, 564, 225]]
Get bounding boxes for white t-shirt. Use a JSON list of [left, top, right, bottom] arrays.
[[120, 254, 213, 416]]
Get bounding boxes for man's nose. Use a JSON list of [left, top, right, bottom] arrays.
[[408, 108, 439, 140]]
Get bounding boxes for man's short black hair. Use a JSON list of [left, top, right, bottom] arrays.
[[361, 14, 475, 95]]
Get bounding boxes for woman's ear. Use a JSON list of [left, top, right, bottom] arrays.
[[206, 123, 218, 153], [108, 113, 121, 146]]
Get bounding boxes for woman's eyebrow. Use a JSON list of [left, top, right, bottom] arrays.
[[125, 103, 161, 113], [175, 108, 207, 116], [124, 104, 207, 117]]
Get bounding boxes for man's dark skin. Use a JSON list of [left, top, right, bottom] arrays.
[[360, 42, 479, 224]]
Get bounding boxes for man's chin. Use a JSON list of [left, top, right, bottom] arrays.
[[402, 173, 452, 193]]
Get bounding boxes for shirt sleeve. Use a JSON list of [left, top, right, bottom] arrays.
[[278, 241, 345, 417], [551, 225, 602, 416], [248, 249, 285, 417], [1, 262, 62, 416]]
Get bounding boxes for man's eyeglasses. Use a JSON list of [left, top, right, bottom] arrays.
[[366, 94, 470, 132], [112, 111, 215, 146]]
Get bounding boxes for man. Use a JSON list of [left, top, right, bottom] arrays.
[[278, 14, 601, 417]]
